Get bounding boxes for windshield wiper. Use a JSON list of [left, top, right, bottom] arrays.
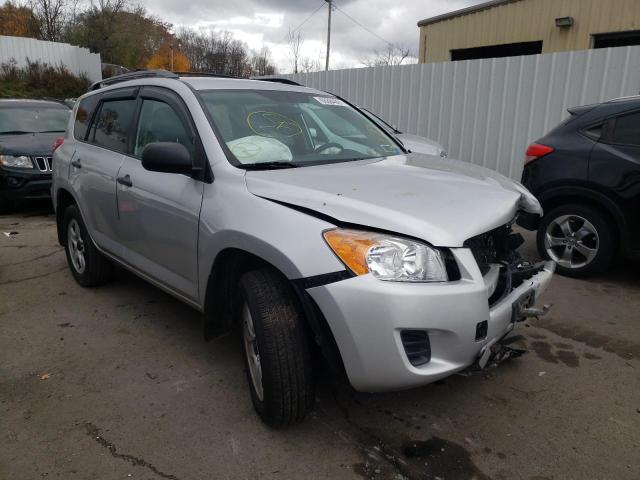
[[241, 161, 299, 170], [38, 130, 65, 133], [0, 130, 32, 135]]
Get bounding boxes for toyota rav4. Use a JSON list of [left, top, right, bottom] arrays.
[[52, 71, 554, 426]]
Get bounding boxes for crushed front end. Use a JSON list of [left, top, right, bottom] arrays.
[[305, 218, 554, 392]]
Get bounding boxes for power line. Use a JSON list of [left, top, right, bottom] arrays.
[[332, 3, 395, 48], [288, 0, 327, 36]]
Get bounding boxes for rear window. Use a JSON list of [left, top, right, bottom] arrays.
[[74, 95, 100, 141], [89, 99, 136, 153]]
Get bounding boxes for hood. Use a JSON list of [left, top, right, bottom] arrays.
[[0, 132, 60, 156], [396, 133, 443, 156], [245, 153, 541, 247]]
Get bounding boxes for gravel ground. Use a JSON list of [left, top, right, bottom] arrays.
[[1, 203, 639, 480]]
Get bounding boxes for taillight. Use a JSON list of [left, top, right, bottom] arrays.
[[525, 143, 554, 165], [52, 137, 64, 152]]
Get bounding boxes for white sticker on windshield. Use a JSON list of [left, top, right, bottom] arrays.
[[314, 96, 347, 107]]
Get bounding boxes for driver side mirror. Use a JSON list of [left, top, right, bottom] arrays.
[[141, 142, 193, 174]]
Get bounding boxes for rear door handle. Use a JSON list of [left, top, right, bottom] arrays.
[[117, 174, 133, 187], [71, 159, 81, 168]]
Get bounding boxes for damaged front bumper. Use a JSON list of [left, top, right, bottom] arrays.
[[306, 244, 555, 392]]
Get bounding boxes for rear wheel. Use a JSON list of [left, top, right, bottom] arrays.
[[537, 203, 615, 277], [238, 268, 314, 427], [63, 205, 114, 287]]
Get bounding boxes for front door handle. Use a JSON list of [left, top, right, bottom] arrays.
[[71, 159, 81, 168], [117, 174, 133, 187]]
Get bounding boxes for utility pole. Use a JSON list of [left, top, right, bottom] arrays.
[[325, 0, 332, 71], [170, 42, 174, 71]]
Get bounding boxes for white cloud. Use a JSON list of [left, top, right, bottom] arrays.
[[137, 0, 483, 72]]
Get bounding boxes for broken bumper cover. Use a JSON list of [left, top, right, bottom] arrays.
[[307, 249, 554, 392]]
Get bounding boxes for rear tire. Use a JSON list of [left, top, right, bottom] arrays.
[[63, 204, 114, 287], [537, 203, 615, 277], [238, 268, 314, 427]]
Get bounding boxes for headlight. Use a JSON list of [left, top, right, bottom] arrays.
[[0, 155, 33, 168], [323, 229, 448, 282]]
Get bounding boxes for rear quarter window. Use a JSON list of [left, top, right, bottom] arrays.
[[74, 95, 100, 141], [610, 111, 640, 146]]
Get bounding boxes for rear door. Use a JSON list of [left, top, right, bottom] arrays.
[[69, 88, 137, 256], [115, 87, 204, 302], [590, 109, 640, 251]]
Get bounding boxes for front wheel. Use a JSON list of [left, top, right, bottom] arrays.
[[63, 205, 114, 287], [537, 203, 615, 277], [238, 268, 314, 427]]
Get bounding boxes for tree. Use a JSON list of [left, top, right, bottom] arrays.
[[176, 28, 277, 78], [30, 0, 68, 41], [362, 44, 413, 67], [252, 46, 276, 77], [286, 28, 303, 74], [0, 1, 40, 38], [146, 42, 189, 71]]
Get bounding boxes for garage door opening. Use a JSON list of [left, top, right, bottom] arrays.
[[451, 41, 543, 61], [593, 30, 640, 49]]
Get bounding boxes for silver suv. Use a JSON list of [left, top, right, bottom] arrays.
[[52, 71, 554, 426]]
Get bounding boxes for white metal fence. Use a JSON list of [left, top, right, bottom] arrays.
[[275, 46, 640, 179], [0, 35, 102, 83]]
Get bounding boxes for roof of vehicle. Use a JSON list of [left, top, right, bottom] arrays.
[[0, 98, 69, 108]]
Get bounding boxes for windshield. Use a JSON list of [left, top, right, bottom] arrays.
[[0, 106, 70, 135], [198, 89, 403, 168]]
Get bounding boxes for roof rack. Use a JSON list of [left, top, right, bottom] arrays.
[[173, 71, 238, 79], [89, 70, 178, 91], [255, 77, 304, 87]]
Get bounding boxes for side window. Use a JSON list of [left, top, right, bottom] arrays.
[[90, 99, 136, 153], [583, 124, 603, 141], [73, 94, 100, 141], [134, 99, 192, 157], [610, 112, 640, 146]]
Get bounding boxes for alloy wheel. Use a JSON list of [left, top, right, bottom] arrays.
[[544, 214, 599, 269], [67, 219, 86, 274], [242, 303, 264, 401]]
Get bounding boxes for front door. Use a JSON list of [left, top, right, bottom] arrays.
[[115, 88, 204, 301]]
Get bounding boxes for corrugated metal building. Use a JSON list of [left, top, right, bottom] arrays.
[[418, 0, 640, 63]]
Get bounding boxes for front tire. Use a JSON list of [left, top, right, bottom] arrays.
[[537, 203, 615, 277], [63, 205, 114, 287], [238, 268, 314, 427]]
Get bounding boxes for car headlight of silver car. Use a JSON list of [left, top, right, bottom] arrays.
[[323, 229, 448, 282], [0, 155, 33, 168]]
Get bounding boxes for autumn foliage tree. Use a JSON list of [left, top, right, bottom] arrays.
[[0, 1, 40, 37], [146, 42, 189, 71]]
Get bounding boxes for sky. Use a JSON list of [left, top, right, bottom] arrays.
[[138, 0, 482, 72]]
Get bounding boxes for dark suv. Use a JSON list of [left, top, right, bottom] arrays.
[[522, 96, 640, 277], [0, 99, 70, 213]]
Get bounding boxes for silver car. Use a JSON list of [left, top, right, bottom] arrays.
[[52, 72, 554, 426]]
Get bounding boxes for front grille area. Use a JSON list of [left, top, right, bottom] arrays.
[[400, 330, 431, 367], [34, 156, 53, 172], [465, 224, 543, 306]]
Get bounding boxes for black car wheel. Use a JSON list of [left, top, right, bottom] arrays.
[[238, 268, 314, 427], [62, 205, 114, 287], [537, 204, 615, 277]]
